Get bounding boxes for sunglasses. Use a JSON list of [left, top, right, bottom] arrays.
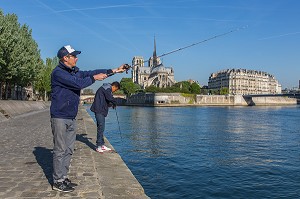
[[67, 54, 77, 58]]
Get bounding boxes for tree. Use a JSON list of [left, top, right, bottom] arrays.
[[0, 10, 43, 99], [200, 88, 209, 95], [174, 81, 191, 93], [34, 57, 57, 100], [120, 78, 141, 96], [145, 85, 160, 93], [82, 88, 94, 95], [16, 24, 43, 87], [190, 82, 201, 94], [220, 87, 229, 95], [209, 89, 219, 95], [143, 81, 201, 94]]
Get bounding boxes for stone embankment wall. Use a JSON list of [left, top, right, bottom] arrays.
[[0, 100, 50, 121], [126, 93, 297, 106], [251, 96, 296, 105]]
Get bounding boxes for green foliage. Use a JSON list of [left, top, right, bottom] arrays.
[[181, 93, 196, 103], [144, 81, 201, 94], [190, 82, 201, 94], [180, 93, 195, 97], [114, 89, 124, 95], [82, 88, 94, 95], [209, 89, 220, 95], [145, 85, 160, 93], [174, 81, 190, 93], [0, 10, 43, 98], [200, 88, 209, 95], [120, 78, 141, 96], [220, 87, 229, 95], [34, 57, 57, 100]]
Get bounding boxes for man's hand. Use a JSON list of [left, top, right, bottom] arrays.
[[113, 64, 131, 73], [93, 73, 107, 81]]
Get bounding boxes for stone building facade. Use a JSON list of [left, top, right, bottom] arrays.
[[208, 68, 282, 95], [131, 38, 175, 88]]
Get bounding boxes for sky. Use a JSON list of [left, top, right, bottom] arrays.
[[1, 0, 300, 91]]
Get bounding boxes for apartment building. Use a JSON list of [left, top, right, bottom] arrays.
[[208, 69, 282, 95]]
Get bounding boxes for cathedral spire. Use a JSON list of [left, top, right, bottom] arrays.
[[153, 36, 158, 67]]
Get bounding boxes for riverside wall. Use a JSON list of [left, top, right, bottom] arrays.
[[126, 93, 297, 106], [0, 100, 50, 121]]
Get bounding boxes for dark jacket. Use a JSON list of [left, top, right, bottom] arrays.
[[90, 83, 117, 117], [50, 61, 113, 119]]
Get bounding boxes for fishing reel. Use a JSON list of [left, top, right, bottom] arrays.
[[107, 64, 131, 77], [123, 64, 131, 74]]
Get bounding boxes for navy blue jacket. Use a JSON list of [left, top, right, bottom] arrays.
[[90, 83, 117, 117], [50, 61, 113, 119]]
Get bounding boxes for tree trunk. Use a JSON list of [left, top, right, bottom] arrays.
[[44, 90, 47, 101], [5, 82, 8, 100], [0, 82, 2, 100]]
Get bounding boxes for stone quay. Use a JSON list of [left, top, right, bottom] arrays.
[[0, 100, 149, 199]]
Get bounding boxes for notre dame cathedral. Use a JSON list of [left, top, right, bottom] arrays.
[[131, 38, 175, 88]]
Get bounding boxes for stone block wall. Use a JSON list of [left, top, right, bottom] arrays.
[[126, 93, 297, 106]]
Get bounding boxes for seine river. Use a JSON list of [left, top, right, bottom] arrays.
[[87, 105, 300, 199]]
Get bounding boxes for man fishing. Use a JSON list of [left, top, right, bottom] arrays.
[[90, 81, 121, 153], [50, 45, 127, 192]]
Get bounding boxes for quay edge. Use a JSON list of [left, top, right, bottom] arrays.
[[124, 93, 298, 107], [0, 100, 150, 198]]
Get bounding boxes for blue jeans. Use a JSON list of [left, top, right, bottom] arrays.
[[50, 118, 76, 183], [95, 113, 105, 147]]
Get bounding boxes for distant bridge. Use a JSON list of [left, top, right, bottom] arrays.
[[80, 94, 127, 104]]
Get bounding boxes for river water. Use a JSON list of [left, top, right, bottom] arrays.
[[86, 105, 300, 199]]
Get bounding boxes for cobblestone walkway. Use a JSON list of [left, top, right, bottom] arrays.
[[0, 107, 149, 199]]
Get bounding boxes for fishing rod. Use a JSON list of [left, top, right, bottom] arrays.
[[108, 26, 247, 72], [109, 27, 247, 139], [130, 26, 248, 67], [157, 26, 248, 58]]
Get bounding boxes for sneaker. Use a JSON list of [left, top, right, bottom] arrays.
[[101, 145, 112, 152], [64, 178, 78, 188], [52, 181, 75, 192], [96, 147, 103, 153]]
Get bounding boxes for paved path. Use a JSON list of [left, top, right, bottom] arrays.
[[0, 106, 149, 199]]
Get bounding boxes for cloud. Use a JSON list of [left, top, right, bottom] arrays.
[[259, 31, 300, 40], [34, 0, 136, 51]]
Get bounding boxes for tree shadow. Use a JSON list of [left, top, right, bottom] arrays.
[[76, 133, 96, 150], [33, 147, 53, 184]]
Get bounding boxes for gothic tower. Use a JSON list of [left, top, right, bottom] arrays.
[[153, 36, 158, 67], [148, 36, 161, 68], [132, 56, 144, 84]]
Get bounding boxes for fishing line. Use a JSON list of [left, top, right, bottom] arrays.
[[158, 26, 248, 58], [114, 107, 123, 141], [132, 26, 248, 66], [113, 27, 248, 138]]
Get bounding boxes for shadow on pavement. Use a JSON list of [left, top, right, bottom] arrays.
[[76, 133, 96, 150], [33, 147, 53, 184]]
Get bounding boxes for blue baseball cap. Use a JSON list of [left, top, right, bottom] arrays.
[[57, 45, 81, 59]]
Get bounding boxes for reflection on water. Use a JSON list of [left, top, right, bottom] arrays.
[[87, 105, 300, 199]]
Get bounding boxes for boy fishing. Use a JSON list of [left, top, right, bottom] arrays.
[[90, 81, 121, 153]]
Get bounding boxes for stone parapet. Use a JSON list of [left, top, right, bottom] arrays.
[[0, 100, 50, 120], [126, 93, 297, 106]]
